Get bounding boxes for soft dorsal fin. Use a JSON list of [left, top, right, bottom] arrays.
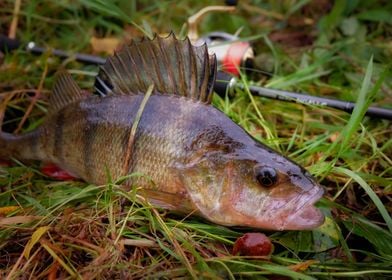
[[49, 71, 85, 114], [95, 33, 217, 104]]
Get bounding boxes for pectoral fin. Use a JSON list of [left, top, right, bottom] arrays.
[[139, 189, 198, 214]]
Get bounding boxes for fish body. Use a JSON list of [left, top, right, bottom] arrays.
[[0, 35, 324, 230]]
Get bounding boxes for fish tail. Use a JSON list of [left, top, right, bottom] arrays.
[[0, 100, 42, 160], [0, 132, 16, 159], [1, 71, 84, 163], [0, 130, 42, 160]]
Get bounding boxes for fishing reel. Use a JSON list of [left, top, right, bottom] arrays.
[[197, 32, 254, 76]]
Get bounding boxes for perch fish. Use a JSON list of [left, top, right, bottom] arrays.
[[0, 35, 324, 230]]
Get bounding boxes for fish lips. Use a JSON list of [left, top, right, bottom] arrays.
[[280, 188, 325, 230], [224, 178, 325, 231], [260, 185, 325, 230]]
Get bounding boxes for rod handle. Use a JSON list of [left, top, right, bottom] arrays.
[[0, 35, 21, 52]]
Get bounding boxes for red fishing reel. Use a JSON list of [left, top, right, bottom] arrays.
[[198, 32, 254, 76]]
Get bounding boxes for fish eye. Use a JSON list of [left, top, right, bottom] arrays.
[[256, 167, 277, 187]]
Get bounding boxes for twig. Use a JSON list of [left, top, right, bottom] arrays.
[[60, 234, 105, 254], [0, 93, 16, 128], [187, 6, 236, 42], [8, 0, 22, 39], [14, 62, 48, 133], [121, 238, 158, 248]]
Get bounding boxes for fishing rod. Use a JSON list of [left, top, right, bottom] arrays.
[[0, 35, 106, 65], [214, 72, 392, 120], [1, 34, 391, 120]]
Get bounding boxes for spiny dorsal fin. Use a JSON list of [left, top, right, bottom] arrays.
[[95, 33, 217, 104], [49, 71, 85, 114]]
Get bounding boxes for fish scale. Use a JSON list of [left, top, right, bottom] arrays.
[[0, 34, 325, 230], [129, 96, 204, 192]]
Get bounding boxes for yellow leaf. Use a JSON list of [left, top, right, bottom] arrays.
[[0, 215, 41, 226], [24, 226, 50, 259], [90, 36, 120, 54], [0, 206, 19, 215], [289, 260, 317, 272]]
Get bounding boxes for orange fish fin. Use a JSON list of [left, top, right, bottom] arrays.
[[49, 71, 87, 114], [95, 33, 217, 104]]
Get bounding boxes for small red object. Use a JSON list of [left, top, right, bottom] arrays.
[[222, 41, 251, 76], [232, 232, 273, 256], [41, 163, 76, 181]]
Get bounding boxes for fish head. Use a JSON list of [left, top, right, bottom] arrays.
[[179, 142, 324, 231]]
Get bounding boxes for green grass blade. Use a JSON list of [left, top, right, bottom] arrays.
[[334, 166, 392, 233]]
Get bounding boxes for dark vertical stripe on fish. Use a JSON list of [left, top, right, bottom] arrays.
[[29, 129, 40, 159], [83, 122, 98, 180], [121, 125, 133, 185], [53, 111, 64, 162]]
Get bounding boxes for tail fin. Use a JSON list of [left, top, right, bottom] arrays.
[[0, 130, 41, 160], [0, 96, 41, 161]]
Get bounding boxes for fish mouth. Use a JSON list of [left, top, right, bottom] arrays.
[[253, 185, 325, 231], [281, 189, 325, 230]]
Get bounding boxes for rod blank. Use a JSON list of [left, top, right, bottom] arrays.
[[1, 35, 391, 120], [215, 72, 392, 120]]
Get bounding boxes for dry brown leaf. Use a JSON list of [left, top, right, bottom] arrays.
[[0, 215, 42, 226], [289, 260, 317, 272], [0, 206, 20, 216], [90, 36, 121, 54], [329, 132, 340, 142], [121, 238, 158, 248]]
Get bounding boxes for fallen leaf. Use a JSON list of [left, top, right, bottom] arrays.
[[90, 36, 121, 54], [289, 260, 317, 272], [24, 226, 50, 258], [47, 261, 60, 280], [0, 215, 41, 226], [329, 132, 340, 142], [0, 206, 20, 216], [121, 238, 157, 248]]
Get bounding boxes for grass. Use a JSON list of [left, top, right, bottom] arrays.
[[0, 0, 391, 279]]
